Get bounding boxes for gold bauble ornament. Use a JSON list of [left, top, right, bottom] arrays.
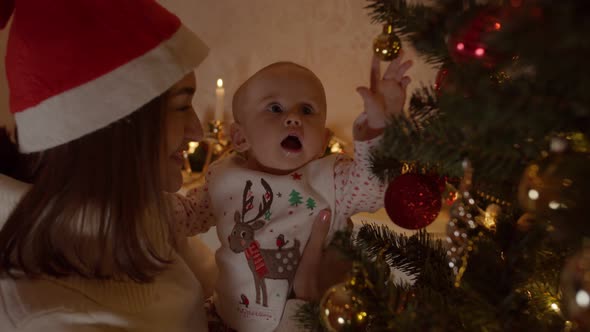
[[320, 283, 369, 332], [517, 142, 590, 216], [373, 24, 402, 61], [560, 246, 590, 329]]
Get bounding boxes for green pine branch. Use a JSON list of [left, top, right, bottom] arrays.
[[298, 1, 590, 330]]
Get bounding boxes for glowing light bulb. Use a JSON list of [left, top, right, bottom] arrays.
[[576, 290, 590, 308], [528, 189, 539, 200]]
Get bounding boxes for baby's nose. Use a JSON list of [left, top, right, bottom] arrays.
[[284, 117, 301, 127]]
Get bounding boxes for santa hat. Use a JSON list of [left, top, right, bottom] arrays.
[[2, 0, 209, 153]]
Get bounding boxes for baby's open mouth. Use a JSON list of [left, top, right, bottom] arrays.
[[281, 135, 302, 152]]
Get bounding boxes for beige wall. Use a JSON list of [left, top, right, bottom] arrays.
[[159, 0, 436, 144], [0, 1, 436, 145]]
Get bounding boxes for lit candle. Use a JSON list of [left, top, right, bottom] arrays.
[[215, 78, 224, 122]]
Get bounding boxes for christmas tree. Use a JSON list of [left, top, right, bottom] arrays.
[[298, 0, 590, 331]]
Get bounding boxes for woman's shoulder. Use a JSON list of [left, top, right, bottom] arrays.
[[0, 276, 117, 331]]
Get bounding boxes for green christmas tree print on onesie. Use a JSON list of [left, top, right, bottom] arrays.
[[288, 190, 303, 207]]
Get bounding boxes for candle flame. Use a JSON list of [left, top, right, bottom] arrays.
[[217, 79, 223, 88]]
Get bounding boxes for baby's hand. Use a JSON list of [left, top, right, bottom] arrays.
[[356, 50, 413, 130]]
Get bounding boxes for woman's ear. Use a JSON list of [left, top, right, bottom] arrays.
[[230, 122, 250, 152]]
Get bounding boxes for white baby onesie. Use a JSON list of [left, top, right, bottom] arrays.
[[171, 137, 385, 331]]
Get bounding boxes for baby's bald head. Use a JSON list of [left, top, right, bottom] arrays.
[[229, 62, 329, 174], [232, 62, 326, 123]]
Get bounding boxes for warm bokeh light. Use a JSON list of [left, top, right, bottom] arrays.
[[576, 290, 590, 308], [188, 141, 199, 154]]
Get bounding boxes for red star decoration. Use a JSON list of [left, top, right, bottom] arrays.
[[291, 172, 302, 180]]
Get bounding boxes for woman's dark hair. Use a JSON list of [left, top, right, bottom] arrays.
[[0, 95, 171, 282], [0, 127, 39, 183]]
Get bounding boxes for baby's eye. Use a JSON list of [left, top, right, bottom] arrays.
[[267, 103, 283, 113], [302, 105, 314, 115]]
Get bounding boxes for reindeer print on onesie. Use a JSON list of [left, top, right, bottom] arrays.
[[228, 178, 301, 309], [207, 156, 337, 332], [170, 136, 386, 332]]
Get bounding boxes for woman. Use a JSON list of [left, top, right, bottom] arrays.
[[0, 1, 334, 331]]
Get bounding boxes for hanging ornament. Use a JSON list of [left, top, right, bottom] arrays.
[[517, 137, 590, 217], [475, 203, 501, 232], [446, 221, 469, 287], [560, 246, 590, 329], [320, 282, 369, 332], [384, 173, 442, 230], [441, 177, 460, 206], [490, 68, 511, 85], [445, 160, 483, 286], [447, 8, 504, 67], [373, 23, 402, 61]]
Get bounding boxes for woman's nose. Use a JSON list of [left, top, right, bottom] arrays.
[[186, 111, 204, 141]]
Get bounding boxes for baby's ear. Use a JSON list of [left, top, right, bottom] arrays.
[[230, 122, 250, 152]]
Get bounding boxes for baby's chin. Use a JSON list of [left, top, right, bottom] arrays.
[[251, 155, 314, 175]]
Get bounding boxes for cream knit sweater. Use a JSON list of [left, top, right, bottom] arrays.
[[0, 174, 209, 332]]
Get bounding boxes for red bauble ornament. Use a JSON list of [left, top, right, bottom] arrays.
[[448, 9, 504, 67], [384, 173, 442, 229]]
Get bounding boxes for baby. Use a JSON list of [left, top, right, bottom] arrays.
[[171, 55, 412, 331]]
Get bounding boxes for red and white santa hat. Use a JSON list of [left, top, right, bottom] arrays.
[[1, 0, 209, 153]]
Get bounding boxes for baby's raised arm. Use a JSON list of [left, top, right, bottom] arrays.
[[355, 50, 413, 137]]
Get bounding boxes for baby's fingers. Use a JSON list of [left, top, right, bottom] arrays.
[[401, 76, 412, 89], [383, 49, 406, 80], [370, 55, 381, 93], [394, 60, 413, 82]]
